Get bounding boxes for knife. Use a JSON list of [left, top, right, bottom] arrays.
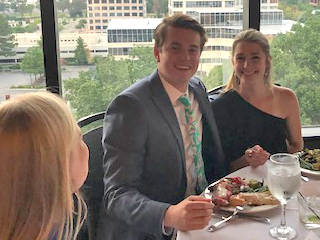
[[212, 211, 271, 224]]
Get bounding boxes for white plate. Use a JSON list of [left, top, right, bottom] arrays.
[[204, 180, 280, 214], [294, 151, 320, 177], [300, 168, 320, 177]]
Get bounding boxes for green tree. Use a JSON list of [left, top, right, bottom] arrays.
[[202, 59, 233, 90], [75, 18, 87, 29], [69, 0, 86, 17], [0, 14, 16, 57], [203, 65, 223, 90], [64, 46, 156, 119], [57, 0, 70, 13], [74, 37, 90, 65], [126, 46, 156, 83], [0, 0, 9, 12], [21, 43, 44, 85], [10, 0, 27, 16], [271, 16, 320, 125]]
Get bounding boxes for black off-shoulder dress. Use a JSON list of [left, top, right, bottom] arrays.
[[211, 90, 289, 169]]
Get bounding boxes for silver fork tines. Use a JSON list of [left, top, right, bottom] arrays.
[[207, 206, 243, 232]]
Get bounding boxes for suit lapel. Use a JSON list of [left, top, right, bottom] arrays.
[[149, 71, 186, 166]]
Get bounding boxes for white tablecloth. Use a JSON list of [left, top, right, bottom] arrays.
[[177, 164, 320, 240]]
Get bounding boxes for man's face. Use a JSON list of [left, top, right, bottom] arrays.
[[154, 26, 201, 92]]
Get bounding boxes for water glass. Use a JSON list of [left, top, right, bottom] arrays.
[[298, 181, 320, 226], [267, 153, 301, 240]]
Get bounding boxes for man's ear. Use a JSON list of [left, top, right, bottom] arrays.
[[154, 45, 160, 62]]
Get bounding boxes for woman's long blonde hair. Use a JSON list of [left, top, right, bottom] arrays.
[[0, 92, 86, 240], [225, 29, 272, 91]]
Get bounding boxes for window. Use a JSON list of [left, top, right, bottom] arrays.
[[124, 12, 130, 16], [139, 6, 143, 10], [102, 6, 108, 10], [132, 0, 137, 3], [0, 2, 45, 102], [35, 0, 320, 142], [109, 12, 115, 16], [139, 12, 143, 16], [117, 6, 122, 10], [109, 0, 114, 3], [132, 12, 137, 16], [132, 6, 137, 10], [109, 6, 115, 10], [95, 13, 100, 17], [124, 6, 130, 10], [173, 1, 183, 8], [103, 19, 108, 23], [95, 19, 101, 23], [117, 0, 122, 3], [102, 13, 108, 16], [96, 26, 101, 29], [117, 13, 122, 16], [94, 0, 100, 3], [94, 6, 100, 10]]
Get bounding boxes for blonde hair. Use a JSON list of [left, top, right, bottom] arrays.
[[225, 29, 272, 91], [0, 92, 86, 240]]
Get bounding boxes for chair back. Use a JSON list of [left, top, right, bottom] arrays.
[[77, 112, 105, 240]]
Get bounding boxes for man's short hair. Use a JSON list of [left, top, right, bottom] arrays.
[[154, 14, 207, 52]]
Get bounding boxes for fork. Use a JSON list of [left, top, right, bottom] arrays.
[[207, 206, 244, 232]]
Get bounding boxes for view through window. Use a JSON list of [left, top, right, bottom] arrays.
[[2, 0, 319, 128], [0, 0, 45, 103]]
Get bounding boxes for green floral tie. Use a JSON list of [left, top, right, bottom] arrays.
[[178, 94, 208, 193]]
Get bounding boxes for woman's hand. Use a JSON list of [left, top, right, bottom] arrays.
[[244, 145, 270, 168]]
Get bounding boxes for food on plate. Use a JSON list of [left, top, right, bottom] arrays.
[[299, 149, 320, 171], [208, 177, 279, 207]]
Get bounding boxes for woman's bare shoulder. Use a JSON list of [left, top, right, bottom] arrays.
[[273, 85, 297, 102], [272, 85, 299, 114]]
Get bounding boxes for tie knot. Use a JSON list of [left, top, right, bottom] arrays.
[[178, 94, 191, 107]]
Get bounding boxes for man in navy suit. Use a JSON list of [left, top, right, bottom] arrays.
[[97, 14, 225, 240]]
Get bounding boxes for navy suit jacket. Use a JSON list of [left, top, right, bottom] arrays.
[[96, 70, 225, 240]]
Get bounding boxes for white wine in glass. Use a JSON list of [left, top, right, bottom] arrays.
[[267, 153, 301, 240]]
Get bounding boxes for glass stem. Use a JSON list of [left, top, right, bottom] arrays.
[[280, 203, 287, 228]]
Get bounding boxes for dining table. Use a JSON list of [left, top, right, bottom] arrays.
[[177, 163, 320, 240]]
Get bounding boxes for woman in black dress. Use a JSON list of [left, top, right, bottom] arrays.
[[211, 29, 303, 172]]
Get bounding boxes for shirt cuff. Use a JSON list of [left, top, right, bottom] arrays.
[[162, 220, 173, 236]]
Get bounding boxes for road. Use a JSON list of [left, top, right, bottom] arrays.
[[0, 65, 94, 102]]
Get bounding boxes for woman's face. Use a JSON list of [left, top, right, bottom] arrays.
[[233, 41, 270, 85], [69, 128, 89, 192]]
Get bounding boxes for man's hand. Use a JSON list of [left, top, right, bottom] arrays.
[[244, 145, 270, 168], [164, 195, 214, 231]]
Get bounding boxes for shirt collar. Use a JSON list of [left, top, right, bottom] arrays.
[[159, 75, 189, 105]]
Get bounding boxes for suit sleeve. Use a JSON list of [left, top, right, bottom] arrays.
[[102, 94, 170, 239]]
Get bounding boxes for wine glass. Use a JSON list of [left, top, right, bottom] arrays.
[[267, 153, 301, 240]]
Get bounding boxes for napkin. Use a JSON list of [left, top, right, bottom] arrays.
[[304, 231, 320, 240]]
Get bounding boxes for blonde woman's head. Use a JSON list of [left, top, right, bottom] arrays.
[[225, 29, 272, 91], [0, 92, 88, 240]]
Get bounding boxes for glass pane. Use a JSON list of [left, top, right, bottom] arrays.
[[0, 0, 45, 103], [263, 1, 320, 126], [58, 0, 154, 120], [199, 2, 242, 90], [59, 0, 243, 119]]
